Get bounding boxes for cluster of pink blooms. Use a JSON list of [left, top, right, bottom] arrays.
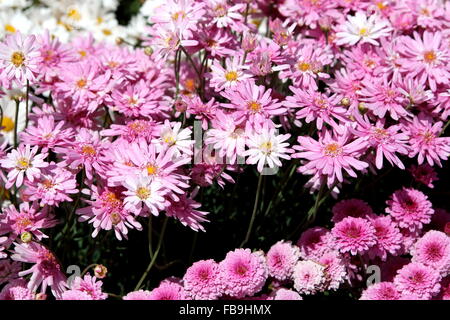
[[0, 0, 449, 300]]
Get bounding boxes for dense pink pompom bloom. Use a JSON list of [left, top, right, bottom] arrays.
[[266, 241, 300, 281], [411, 231, 450, 276], [318, 251, 347, 290], [408, 164, 438, 188], [69, 274, 107, 300], [123, 290, 153, 300], [218, 249, 268, 298], [149, 279, 187, 300], [271, 288, 303, 300], [183, 259, 221, 300], [360, 282, 401, 300], [293, 260, 326, 295], [394, 262, 441, 300], [296, 227, 332, 260], [331, 199, 373, 223], [60, 290, 93, 300], [0, 279, 34, 300], [332, 217, 377, 255], [386, 188, 434, 231], [367, 215, 403, 261]]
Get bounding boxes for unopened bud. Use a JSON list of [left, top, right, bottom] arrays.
[[21, 231, 32, 243], [144, 46, 153, 56], [358, 102, 367, 114], [115, 37, 123, 45], [340, 97, 350, 107], [94, 264, 108, 279]]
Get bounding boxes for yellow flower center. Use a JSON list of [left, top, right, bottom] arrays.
[[297, 61, 311, 72], [359, 28, 369, 36], [67, 9, 81, 21], [17, 217, 32, 228], [4, 24, 16, 33], [247, 101, 262, 112], [16, 157, 30, 170], [1, 116, 15, 132], [110, 212, 121, 225], [42, 179, 55, 189], [423, 50, 436, 63], [225, 71, 238, 82], [81, 145, 96, 156], [324, 143, 343, 157], [11, 51, 25, 67], [146, 165, 158, 175], [102, 29, 112, 36], [260, 141, 273, 154], [128, 97, 138, 105], [163, 135, 176, 145], [172, 11, 186, 21], [136, 187, 151, 200], [76, 78, 87, 88], [78, 50, 87, 58]]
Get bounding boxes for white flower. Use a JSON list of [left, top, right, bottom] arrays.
[[0, 9, 32, 38], [243, 125, 292, 173], [153, 120, 194, 157], [0, 90, 26, 146], [123, 175, 167, 216], [336, 11, 392, 46]]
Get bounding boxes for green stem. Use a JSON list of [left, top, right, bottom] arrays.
[[134, 217, 169, 291], [180, 46, 201, 80], [13, 99, 20, 148], [25, 80, 30, 128], [240, 173, 264, 248]]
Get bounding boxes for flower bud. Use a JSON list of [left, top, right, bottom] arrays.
[[21, 231, 32, 243], [94, 264, 108, 279]]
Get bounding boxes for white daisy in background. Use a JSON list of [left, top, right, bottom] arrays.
[[91, 18, 127, 44], [0, 90, 27, 146], [0, 0, 30, 10], [244, 124, 293, 173], [0, 9, 32, 38], [153, 120, 194, 158], [125, 14, 148, 44], [123, 175, 168, 216], [335, 11, 392, 46], [140, 0, 167, 17]]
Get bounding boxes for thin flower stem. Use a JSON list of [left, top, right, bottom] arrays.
[[134, 216, 169, 291], [148, 215, 154, 258], [81, 263, 97, 277], [13, 99, 20, 148], [25, 80, 30, 128], [180, 46, 201, 80], [240, 173, 264, 248]]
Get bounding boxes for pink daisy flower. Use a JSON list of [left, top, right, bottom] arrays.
[[0, 279, 35, 300], [218, 249, 268, 299], [386, 188, 434, 232], [0, 32, 41, 85], [292, 260, 326, 295], [165, 194, 209, 232], [266, 240, 301, 281], [408, 164, 438, 188], [123, 290, 152, 300], [331, 217, 377, 255], [294, 128, 368, 188], [60, 290, 93, 300], [69, 274, 107, 300], [149, 279, 187, 300], [360, 282, 401, 300], [411, 231, 450, 277], [209, 56, 251, 92], [0, 144, 48, 189], [101, 120, 159, 143], [183, 259, 221, 300], [123, 175, 168, 216], [11, 242, 67, 298], [394, 262, 441, 300], [271, 288, 303, 300], [332, 199, 373, 223]]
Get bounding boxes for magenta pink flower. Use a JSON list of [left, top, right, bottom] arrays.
[[149, 279, 187, 300], [209, 56, 251, 92], [11, 242, 66, 298], [0, 279, 35, 300], [102, 120, 159, 143], [386, 188, 434, 232], [294, 128, 368, 188], [408, 164, 438, 188], [293, 260, 326, 295], [332, 199, 373, 223], [123, 290, 152, 300], [411, 231, 450, 277], [296, 227, 332, 260], [69, 274, 107, 300], [332, 217, 377, 255], [394, 262, 441, 300], [367, 215, 403, 261], [183, 259, 221, 300], [218, 248, 268, 298], [271, 288, 303, 300], [0, 260, 20, 285], [266, 241, 300, 281], [360, 282, 401, 300], [318, 251, 347, 291], [165, 194, 209, 232], [60, 290, 93, 300]]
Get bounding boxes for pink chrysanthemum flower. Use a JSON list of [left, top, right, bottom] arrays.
[[149, 279, 187, 300], [336, 11, 392, 46], [11, 242, 67, 298], [60, 290, 93, 300], [394, 262, 441, 300], [0, 237, 7, 259], [266, 240, 301, 281], [209, 56, 251, 92], [0, 32, 41, 85], [292, 260, 326, 295], [183, 259, 221, 300], [207, 0, 244, 29], [0, 279, 34, 300], [101, 120, 159, 143], [332, 199, 373, 223], [285, 87, 347, 132], [332, 217, 377, 255], [386, 188, 434, 232], [69, 274, 107, 300], [221, 81, 286, 124], [123, 290, 152, 300], [367, 215, 403, 261], [294, 129, 368, 188], [397, 31, 450, 91], [244, 123, 292, 173], [0, 260, 21, 285], [403, 114, 450, 167], [411, 231, 450, 277], [153, 120, 193, 158], [318, 251, 347, 291], [360, 282, 400, 300], [218, 249, 268, 299], [271, 288, 303, 300], [408, 164, 438, 188], [0, 144, 48, 188], [296, 227, 332, 260], [165, 194, 209, 232], [0, 202, 57, 240], [279, 0, 338, 30]]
